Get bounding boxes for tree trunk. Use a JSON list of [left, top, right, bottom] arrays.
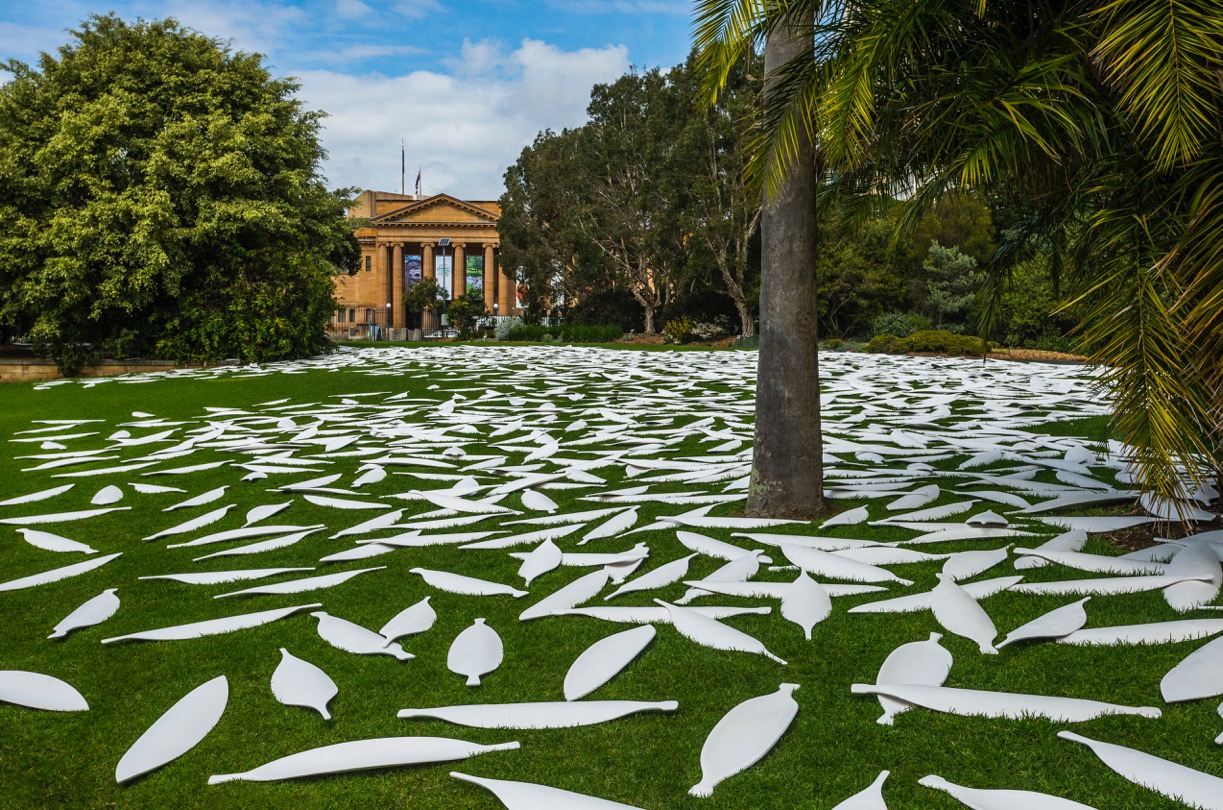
[[643, 305, 656, 335], [746, 11, 825, 519]]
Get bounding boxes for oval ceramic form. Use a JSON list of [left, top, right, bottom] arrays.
[[580, 508, 639, 543], [16, 528, 97, 554], [875, 632, 953, 725], [918, 774, 1099, 809], [90, 485, 124, 506], [564, 625, 656, 701], [397, 699, 678, 729], [517, 540, 562, 586], [853, 683, 1160, 722], [942, 547, 1010, 582], [115, 675, 228, 783], [452, 771, 645, 809], [0, 670, 89, 711], [209, 737, 520, 784], [1058, 731, 1223, 810], [102, 603, 321, 644], [656, 599, 786, 664], [379, 597, 437, 644], [831, 770, 889, 809], [822, 505, 869, 528], [312, 612, 413, 660], [244, 501, 292, 526], [411, 568, 527, 598], [887, 485, 939, 511], [930, 574, 999, 654], [0, 552, 122, 592], [448, 619, 504, 686], [49, 588, 120, 639], [780, 571, 831, 640], [690, 683, 799, 797], [271, 648, 338, 719], [997, 598, 1091, 649], [604, 554, 698, 601], [521, 489, 559, 513]]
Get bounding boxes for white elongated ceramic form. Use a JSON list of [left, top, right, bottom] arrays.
[[330, 509, 404, 538], [215, 566, 384, 598], [141, 568, 314, 585], [1057, 619, 1223, 647], [997, 598, 1091, 648], [143, 505, 235, 541], [0, 483, 74, 506], [831, 770, 890, 809], [520, 570, 610, 621], [875, 632, 953, 725], [834, 547, 947, 566], [517, 540, 562, 586], [1011, 548, 1165, 576], [194, 529, 320, 561], [411, 567, 527, 598], [208, 737, 520, 784], [887, 485, 939, 511], [379, 597, 437, 644], [780, 543, 911, 586], [448, 619, 504, 686], [1058, 731, 1223, 810], [823, 505, 869, 528], [271, 648, 337, 719], [91, 485, 124, 505], [459, 523, 584, 550], [682, 579, 883, 600], [166, 524, 326, 548], [1161, 634, 1223, 703], [302, 494, 392, 511], [1164, 541, 1223, 612], [676, 531, 768, 563], [930, 574, 999, 654], [521, 489, 559, 513], [942, 547, 1010, 582], [451, 771, 645, 810], [580, 508, 638, 543], [1011, 575, 1209, 596], [690, 683, 799, 797], [563, 605, 772, 624], [733, 532, 881, 552], [130, 483, 185, 494], [115, 675, 228, 783], [604, 554, 698, 600], [1014, 529, 1088, 570], [0, 552, 122, 593], [780, 571, 831, 640], [656, 599, 786, 664], [244, 501, 292, 526], [102, 603, 321, 644], [0, 670, 89, 711], [965, 510, 1009, 527], [164, 486, 227, 512], [16, 528, 97, 554], [677, 551, 765, 604], [312, 612, 413, 660], [564, 625, 656, 700], [852, 684, 1161, 722], [918, 774, 1099, 809], [49, 588, 120, 639], [0, 506, 129, 525], [397, 699, 678, 728]]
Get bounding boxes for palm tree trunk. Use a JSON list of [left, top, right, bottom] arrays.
[[746, 10, 825, 519]]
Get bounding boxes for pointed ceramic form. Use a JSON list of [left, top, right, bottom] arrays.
[[379, 597, 437, 645], [853, 684, 1161, 722], [244, 501, 292, 526], [1161, 634, 1223, 703], [141, 567, 314, 585], [930, 574, 999, 654], [214, 567, 384, 598], [995, 597, 1090, 649], [604, 554, 698, 601], [0, 552, 122, 592], [965, 510, 1008, 527], [0, 506, 129, 525], [0, 671, 89, 711], [1164, 541, 1223, 612], [16, 528, 97, 554], [780, 571, 831, 640], [271, 648, 337, 719], [780, 543, 911, 586], [165, 524, 326, 549], [1012, 575, 1210, 596], [0, 483, 74, 506], [302, 494, 393, 511], [397, 699, 677, 729], [451, 771, 645, 809], [520, 570, 610, 621], [875, 633, 953, 725], [677, 551, 766, 604], [656, 599, 786, 664], [564, 605, 772, 624], [822, 505, 869, 528], [1014, 529, 1088, 570], [831, 770, 890, 809], [102, 603, 321, 644], [448, 619, 504, 686], [1012, 548, 1165, 576], [312, 612, 413, 660], [194, 529, 319, 560], [143, 505, 235, 541], [580, 508, 638, 543], [164, 486, 227, 512], [517, 540, 563, 586], [887, 485, 939, 511], [411, 567, 527, 598], [564, 625, 656, 701], [918, 774, 1099, 809], [676, 531, 769, 563], [49, 588, 120, 639], [208, 738, 520, 784], [1058, 731, 1223, 810], [942, 546, 1010, 582], [115, 675, 228, 783], [521, 489, 559, 513], [1058, 619, 1223, 646], [690, 683, 799, 797]]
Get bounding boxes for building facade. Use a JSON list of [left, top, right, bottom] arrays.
[[334, 190, 519, 336]]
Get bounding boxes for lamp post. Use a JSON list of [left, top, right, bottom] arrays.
[[385, 302, 392, 341]]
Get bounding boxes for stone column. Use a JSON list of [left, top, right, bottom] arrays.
[[452, 243, 466, 299], [483, 244, 496, 312], [391, 243, 405, 329], [373, 243, 387, 323], [500, 262, 517, 315], [422, 243, 435, 280]]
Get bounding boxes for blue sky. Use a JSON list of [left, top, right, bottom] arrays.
[[0, 1, 695, 197]]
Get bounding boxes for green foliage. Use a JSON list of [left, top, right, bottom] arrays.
[[403, 278, 446, 315], [662, 316, 694, 345], [866, 330, 988, 357], [567, 289, 645, 333], [445, 294, 486, 339], [996, 259, 1078, 347], [866, 334, 908, 354], [493, 316, 524, 341], [504, 323, 622, 343], [922, 241, 984, 329], [0, 15, 357, 372], [869, 311, 931, 339]]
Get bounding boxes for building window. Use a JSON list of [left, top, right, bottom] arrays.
[[365, 255, 372, 272], [348, 308, 355, 323]]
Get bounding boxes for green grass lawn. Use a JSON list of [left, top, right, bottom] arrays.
[[0, 346, 1217, 809]]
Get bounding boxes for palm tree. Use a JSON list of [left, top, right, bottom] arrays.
[[695, 0, 1223, 509]]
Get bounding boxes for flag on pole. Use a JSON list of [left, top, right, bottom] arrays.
[[401, 140, 405, 195], [415, 166, 422, 196]]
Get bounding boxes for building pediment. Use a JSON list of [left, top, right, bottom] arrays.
[[372, 194, 500, 227]]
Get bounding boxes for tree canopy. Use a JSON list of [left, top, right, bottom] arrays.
[[0, 15, 358, 371]]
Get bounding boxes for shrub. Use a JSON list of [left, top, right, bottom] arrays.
[[567, 290, 645, 332], [866, 334, 908, 354], [689, 316, 733, 341], [557, 324, 621, 343], [822, 338, 844, 350], [904, 329, 987, 356], [494, 316, 524, 340], [662, 317, 693, 344], [732, 335, 759, 349], [505, 324, 550, 341], [869, 311, 931, 338]]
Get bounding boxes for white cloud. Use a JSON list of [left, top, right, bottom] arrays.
[[335, 0, 374, 18], [133, 0, 306, 57], [391, 0, 444, 20], [306, 43, 426, 63], [298, 38, 630, 199]]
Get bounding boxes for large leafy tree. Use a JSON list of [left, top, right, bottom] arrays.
[[0, 15, 358, 370], [696, 0, 1223, 505]]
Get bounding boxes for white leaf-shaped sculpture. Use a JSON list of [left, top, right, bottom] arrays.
[[852, 683, 1160, 722], [0, 552, 122, 592], [519, 570, 610, 621], [215, 566, 384, 598], [780, 543, 911, 586], [681, 580, 881, 600], [130, 483, 186, 494], [604, 554, 698, 601], [0, 506, 130, 525], [166, 523, 325, 549], [690, 683, 799, 797], [1014, 529, 1088, 570], [930, 574, 999, 654], [1011, 575, 1209, 596], [521, 489, 558, 513], [208, 737, 520, 784], [1058, 619, 1223, 647], [918, 775, 1099, 809], [887, 485, 939, 511], [380, 596, 437, 645], [194, 529, 320, 561], [244, 501, 292, 526], [271, 648, 337, 719], [677, 551, 766, 604], [874, 632, 953, 725], [997, 598, 1091, 648], [164, 486, 227, 512], [143, 505, 235, 541], [834, 547, 947, 566], [831, 770, 890, 809], [563, 605, 772, 624], [115, 675, 228, 783], [141, 568, 313, 585], [965, 510, 1009, 527], [780, 571, 831, 640], [1216, 702, 1222, 745], [564, 625, 656, 701], [656, 599, 786, 664], [459, 524, 584, 550], [1058, 731, 1223, 810], [448, 618, 503, 686], [1011, 548, 1165, 576], [397, 699, 677, 728], [517, 539, 562, 586], [1161, 634, 1223, 703], [16, 528, 97, 554], [676, 531, 768, 563], [49, 588, 120, 639], [0, 671, 89, 711], [331, 509, 405, 538], [411, 567, 527, 598], [1164, 541, 1223, 613], [102, 603, 321, 644], [580, 508, 639, 543], [312, 611, 413, 660], [942, 546, 1010, 582], [302, 494, 392, 511], [409, 490, 515, 514], [91, 485, 124, 505], [822, 505, 869, 528], [351, 465, 387, 488], [0, 483, 74, 506], [451, 771, 645, 810]]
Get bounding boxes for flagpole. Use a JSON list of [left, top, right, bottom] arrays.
[[401, 139, 405, 195]]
